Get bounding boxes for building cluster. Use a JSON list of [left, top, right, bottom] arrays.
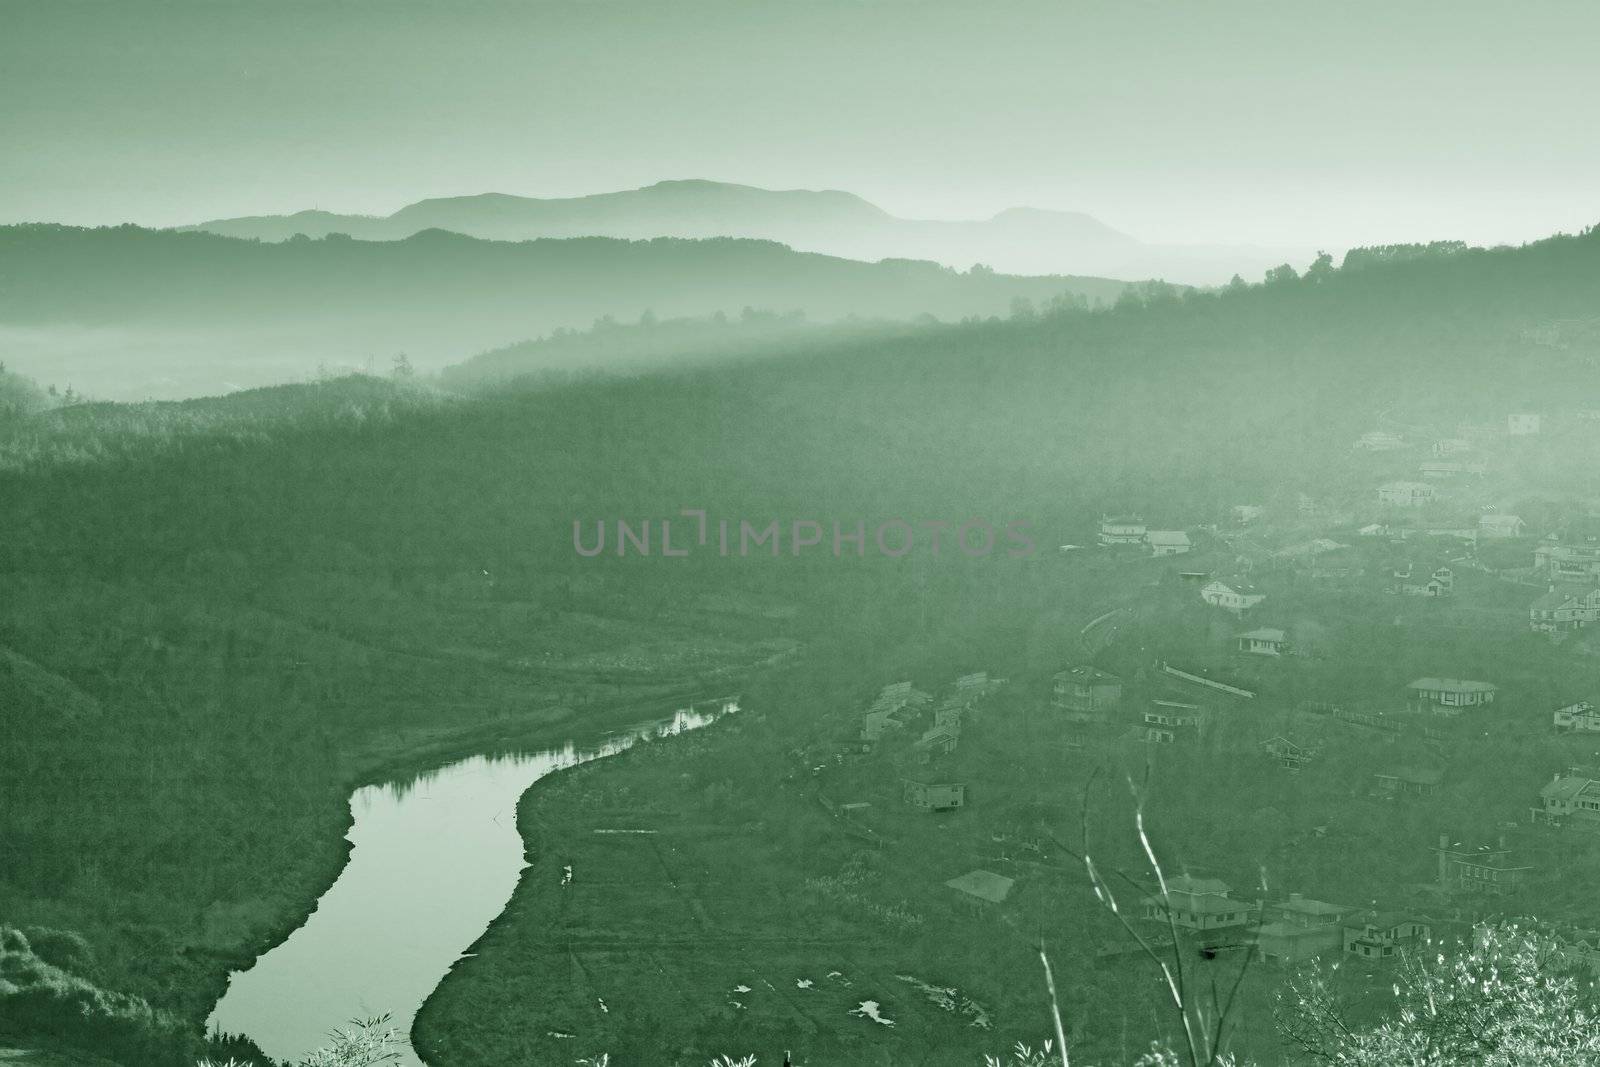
[[1131, 835, 1534, 965], [1527, 519, 1600, 634], [855, 673, 1005, 815], [1051, 665, 1216, 746], [1138, 876, 1432, 964]]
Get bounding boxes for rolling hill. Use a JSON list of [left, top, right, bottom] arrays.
[[184, 179, 1306, 285], [0, 223, 1125, 400]]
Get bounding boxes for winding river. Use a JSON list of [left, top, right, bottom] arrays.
[[206, 699, 736, 1065]]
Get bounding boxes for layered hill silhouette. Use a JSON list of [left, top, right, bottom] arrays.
[[0, 222, 1125, 400], [185, 179, 1304, 284]]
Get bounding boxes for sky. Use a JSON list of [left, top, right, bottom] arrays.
[[3, 0, 1598, 250]]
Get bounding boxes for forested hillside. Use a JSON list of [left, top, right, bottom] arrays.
[[3, 228, 1600, 1065]]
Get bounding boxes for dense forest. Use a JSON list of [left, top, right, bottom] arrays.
[[3, 228, 1600, 1064]]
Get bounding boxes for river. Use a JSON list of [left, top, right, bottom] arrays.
[[206, 699, 737, 1065]]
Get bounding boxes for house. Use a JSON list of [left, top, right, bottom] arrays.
[[1398, 566, 1455, 597], [1426, 567, 1456, 596], [1554, 701, 1600, 732], [1374, 766, 1444, 797], [1431, 438, 1471, 456], [912, 726, 960, 761], [1343, 913, 1431, 959], [868, 681, 931, 714], [1533, 770, 1600, 828], [1535, 543, 1600, 582], [1146, 530, 1192, 557], [933, 698, 965, 731], [1141, 700, 1203, 744], [1261, 735, 1315, 769], [1272, 893, 1355, 928], [1052, 666, 1122, 714], [954, 671, 1002, 698], [1231, 504, 1265, 525], [1406, 677, 1497, 713], [1528, 584, 1600, 632], [1099, 515, 1147, 547], [1355, 430, 1407, 451], [1201, 579, 1266, 615], [1508, 413, 1542, 436], [859, 681, 932, 742], [1358, 523, 1392, 538], [1253, 894, 1356, 962], [1378, 481, 1436, 507], [1142, 876, 1252, 935], [904, 780, 966, 812], [945, 868, 1014, 908], [1237, 628, 1288, 656], [1479, 514, 1526, 539], [1435, 836, 1530, 894]]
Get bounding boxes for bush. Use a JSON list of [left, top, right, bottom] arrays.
[[1280, 923, 1600, 1066]]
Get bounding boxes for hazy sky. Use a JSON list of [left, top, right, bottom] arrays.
[[4, 0, 1597, 249]]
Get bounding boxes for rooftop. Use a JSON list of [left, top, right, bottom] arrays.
[[1206, 578, 1261, 594], [1540, 774, 1600, 803], [1408, 678, 1497, 693], [1276, 896, 1353, 918], [1166, 875, 1231, 897], [1377, 767, 1445, 785], [945, 869, 1015, 904], [1056, 665, 1120, 685]]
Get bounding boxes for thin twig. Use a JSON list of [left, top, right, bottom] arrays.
[[1039, 941, 1072, 1067]]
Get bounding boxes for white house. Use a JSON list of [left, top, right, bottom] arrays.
[[1378, 481, 1436, 507], [1479, 514, 1526, 539], [1140, 700, 1204, 743], [1536, 544, 1600, 582], [1508, 413, 1542, 436], [1142, 876, 1250, 932], [1099, 515, 1147, 547], [1237, 628, 1288, 656], [1406, 677, 1498, 714], [1201, 579, 1266, 615], [1554, 701, 1600, 732], [1146, 530, 1192, 557], [1529, 585, 1600, 633]]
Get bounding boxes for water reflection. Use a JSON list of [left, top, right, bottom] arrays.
[[206, 699, 736, 1065]]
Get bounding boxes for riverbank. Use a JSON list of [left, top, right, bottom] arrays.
[[196, 679, 757, 1062]]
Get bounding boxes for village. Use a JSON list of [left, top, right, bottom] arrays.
[[793, 404, 1600, 988]]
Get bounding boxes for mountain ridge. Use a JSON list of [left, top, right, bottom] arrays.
[[0, 222, 1128, 400], [181, 179, 1302, 284]]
